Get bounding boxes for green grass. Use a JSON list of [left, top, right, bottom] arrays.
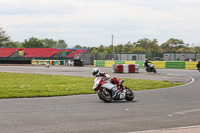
[[0, 72, 184, 98]]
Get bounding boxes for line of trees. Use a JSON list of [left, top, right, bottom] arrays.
[[88, 38, 199, 55], [1, 27, 200, 59]]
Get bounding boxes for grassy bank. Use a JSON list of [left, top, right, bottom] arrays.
[[0, 72, 184, 98]]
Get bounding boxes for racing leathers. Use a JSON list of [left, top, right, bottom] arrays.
[[144, 60, 151, 67], [197, 63, 200, 70]]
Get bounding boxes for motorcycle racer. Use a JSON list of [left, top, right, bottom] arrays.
[[144, 59, 151, 67], [92, 68, 124, 98], [197, 60, 200, 71], [143, 59, 156, 73]]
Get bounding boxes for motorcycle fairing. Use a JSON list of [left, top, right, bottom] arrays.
[[101, 82, 117, 90]]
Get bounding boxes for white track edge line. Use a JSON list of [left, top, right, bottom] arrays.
[[127, 125, 200, 133]]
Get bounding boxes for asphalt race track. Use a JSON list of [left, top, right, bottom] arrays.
[[0, 65, 199, 133]]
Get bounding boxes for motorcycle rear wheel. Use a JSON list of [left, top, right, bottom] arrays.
[[98, 88, 113, 103], [153, 68, 157, 73], [125, 87, 134, 101]]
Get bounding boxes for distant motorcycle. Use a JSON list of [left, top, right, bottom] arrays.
[[93, 77, 134, 103], [144, 62, 157, 73]]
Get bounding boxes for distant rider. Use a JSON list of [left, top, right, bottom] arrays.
[[144, 59, 151, 68], [197, 60, 200, 71], [92, 68, 124, 98]]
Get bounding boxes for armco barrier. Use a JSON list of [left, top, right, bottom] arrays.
[[166, 61, 185, 69], [151, 61, 166, 68], [115, 61, 125, 64], [105, 61, 115, 67], [125, 61, 136, 64], [95, 60, 105, 67], [94, 60, 198, 69], [185, 62, 197, 69], [136, 61, 145, 68]]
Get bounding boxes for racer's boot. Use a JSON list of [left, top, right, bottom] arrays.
[[119, 79, 125, 90]]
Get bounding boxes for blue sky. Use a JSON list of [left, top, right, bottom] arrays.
[[1, 0, 200, 47]]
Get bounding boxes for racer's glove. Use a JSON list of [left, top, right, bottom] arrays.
[[105, 74, 111, 79]]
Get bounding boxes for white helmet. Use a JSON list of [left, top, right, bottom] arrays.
[[92, 68, 100, 77]]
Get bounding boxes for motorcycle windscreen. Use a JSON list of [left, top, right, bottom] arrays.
[[93, 77, 101, 90]]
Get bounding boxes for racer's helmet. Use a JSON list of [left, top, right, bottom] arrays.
[[145, 59, 148, 62], [92, 68, 100, 77], [198, 60, 200, 63]]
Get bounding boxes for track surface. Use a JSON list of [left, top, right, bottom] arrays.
[[0, 66, 199, 133]]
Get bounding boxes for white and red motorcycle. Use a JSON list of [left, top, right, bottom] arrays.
[[93, 77, 134, 102]]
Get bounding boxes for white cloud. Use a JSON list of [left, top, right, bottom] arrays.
[[1, 0, 200, 47]]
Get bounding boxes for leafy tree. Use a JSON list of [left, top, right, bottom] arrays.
[[56, 40, 67, 48], [161, 38, 184, 53], [129, 47, 145, 53], [21, 37, 44, 48], [135, 38, 151, 49], [5, 42, 19, 48], [97, 45, 105, 53], [123, 41, 134, 53], [74, 45, 82, 48], [0, 27, 16, 48], [114, 44, 123, 53], [42, 38, 57, 48], [104, 47, 112, 53]]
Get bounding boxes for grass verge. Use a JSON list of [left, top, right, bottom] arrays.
[[0, 72, 185, 98]]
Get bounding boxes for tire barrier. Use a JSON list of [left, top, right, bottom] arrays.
[[112, 64, 139, 73], [31, 60, 64, 65], [31, 59, 83, 66]]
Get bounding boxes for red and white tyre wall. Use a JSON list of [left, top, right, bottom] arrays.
[[112, 64, 139, 73]]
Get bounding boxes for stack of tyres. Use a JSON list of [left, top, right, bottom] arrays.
[[116, 64, 123, 73], [113, 64, 139, 73], [129, 64, 135, 73], [112, 64, 117, 73], [123, 64, 129, 73], [134, 64, 139, 73]]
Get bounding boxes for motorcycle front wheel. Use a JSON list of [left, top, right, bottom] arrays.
[[98, 88, 113, 103], [125, 87, 134, 101], [146, 67, 150, 72]]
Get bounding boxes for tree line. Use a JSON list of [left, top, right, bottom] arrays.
[[1, 27, 200, 58]]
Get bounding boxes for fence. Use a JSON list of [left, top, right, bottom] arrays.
[[80, 52, 200, 65], [80, 53, 146, 65]]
